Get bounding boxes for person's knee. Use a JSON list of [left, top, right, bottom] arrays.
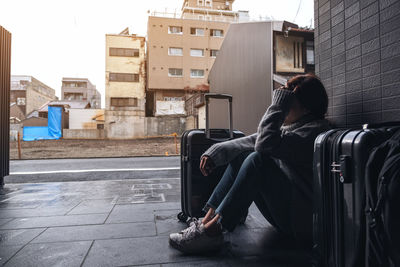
[[246, 151, 275, 168]]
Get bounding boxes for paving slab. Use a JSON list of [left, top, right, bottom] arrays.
[[0, 206, 73, 219], [0, 213, 108, 229], [154, 209, 186, 236], [0, 218, 13, 227], [4, 241, 92, 267], [67, 198, 115, 215], [32, 222, 156, 243], [82, 236, 228, 267], [0, 245, 23, 265], [0, 228, 45, 246], [106, 204, 155, 224]]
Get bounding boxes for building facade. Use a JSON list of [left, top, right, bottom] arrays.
[[105, 29, 146, 138], [10, 75, 57, 116], [204, 21, 315, 134], [146, 0, 244, 116], [61, 77, 101, 109]]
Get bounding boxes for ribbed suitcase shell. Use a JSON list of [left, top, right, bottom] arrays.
[[180, 128, 244, 219], [313, 127, 397, 267]]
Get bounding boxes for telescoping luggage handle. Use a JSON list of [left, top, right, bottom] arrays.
[[205, 93, 234, 140]]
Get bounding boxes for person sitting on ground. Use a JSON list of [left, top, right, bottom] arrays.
[[169, 74, 331, 254]]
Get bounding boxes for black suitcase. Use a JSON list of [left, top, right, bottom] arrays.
[[178, 93, 245, 222], [312, 123, 400, 267]]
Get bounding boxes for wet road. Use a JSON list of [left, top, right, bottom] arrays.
[[6, 156, 180, 183]]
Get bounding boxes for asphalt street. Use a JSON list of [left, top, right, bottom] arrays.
[[6, 156, 180, 183]]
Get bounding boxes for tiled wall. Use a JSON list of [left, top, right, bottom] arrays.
[[314, 0, 400, 127]]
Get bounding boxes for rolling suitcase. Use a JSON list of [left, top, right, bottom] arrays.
[[178, 93, 245, 222], [312, 123, 400, 267]]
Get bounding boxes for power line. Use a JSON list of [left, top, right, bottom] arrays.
[[293, 0, 302, 22]]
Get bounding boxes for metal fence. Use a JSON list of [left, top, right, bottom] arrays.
[[0, 26, 11, 187]]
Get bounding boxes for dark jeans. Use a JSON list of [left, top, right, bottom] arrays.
[[205, 151, 295, 236]]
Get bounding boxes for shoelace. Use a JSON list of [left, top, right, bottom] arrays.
[[181, 224, 199, 239]]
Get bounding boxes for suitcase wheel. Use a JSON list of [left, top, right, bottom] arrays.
[[177, 212, 188, 222]]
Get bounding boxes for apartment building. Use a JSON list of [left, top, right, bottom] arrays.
[[10, 75, 57, 116], [105, 28, 146, 138], [146, 0, 246, 116], [61, 77, 101, 109]]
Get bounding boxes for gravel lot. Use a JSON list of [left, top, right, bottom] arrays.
[[9, 137, 180, 160]]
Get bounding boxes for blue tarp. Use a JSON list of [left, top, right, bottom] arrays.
[[23, 106, 62, 141], [48, 106, 62, 139]]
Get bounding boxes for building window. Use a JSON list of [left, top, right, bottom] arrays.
[[168, 26, 183, 34], [306, 41, 315, 65], [109, 73, 139, 82], [190, 27, 205, 36], [205, 0, 212, 7], [164, 97, 183, 101], [168, 47, 183, 56], [63, 82, 87, 88], [168, 68, 183, 77], [190, 69, 205, 78], [97, 124, 104, 130], [17, 97, 26, 106], [197, 0, 204, 6], [109, 48, 139, 57], [111, 97, 138, 107], [210, 49, 219, 57], [190, 49, 204, 57], [210, 29, 223, 37]]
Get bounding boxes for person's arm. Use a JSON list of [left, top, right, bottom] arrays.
[[255, 89, 320, 164], [201, 133, 257, 167]]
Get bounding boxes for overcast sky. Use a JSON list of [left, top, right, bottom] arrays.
[[0, 0, 313, 107]]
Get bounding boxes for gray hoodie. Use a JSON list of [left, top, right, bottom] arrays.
[[202, 89, 331, 198]]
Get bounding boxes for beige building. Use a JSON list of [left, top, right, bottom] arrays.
[[146, 0, 246, 116], [61, 77, 101, 108], [10, 75, 57, 116], [105, 28, 146, 138]]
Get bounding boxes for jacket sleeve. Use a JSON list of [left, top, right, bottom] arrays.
[[255, 89, 319, 164], [201, 133, 257, 167]]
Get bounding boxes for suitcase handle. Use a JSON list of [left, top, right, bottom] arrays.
[[205, 93, 233, 139]]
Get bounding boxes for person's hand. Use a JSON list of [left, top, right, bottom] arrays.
[[200, 156, 215, 176]]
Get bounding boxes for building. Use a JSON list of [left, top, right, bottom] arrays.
[[314, 0, 400, 126], [10, 75, 57, 116], [201, 21, 315, 134], [146, 0, 247, 117], [61, 77, 101, 108], [105, 28, 146, 138]]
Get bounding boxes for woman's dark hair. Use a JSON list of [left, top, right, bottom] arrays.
[[286, 74, 328, 119]]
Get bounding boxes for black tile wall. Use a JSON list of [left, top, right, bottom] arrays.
[[315, 0, 400, 126]]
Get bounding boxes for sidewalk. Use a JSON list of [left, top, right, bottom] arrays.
[[0, 178, 311, 266]]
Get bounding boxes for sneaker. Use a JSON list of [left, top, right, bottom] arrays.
[[169, 223, 224, 254], [187, 217, 202, 227]]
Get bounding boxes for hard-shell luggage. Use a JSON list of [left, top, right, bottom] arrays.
[[178, 93, 245, 222], [312, 123, 400, 267]]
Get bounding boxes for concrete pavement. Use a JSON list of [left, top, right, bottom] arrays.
[[0, 157, 312, 266]]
